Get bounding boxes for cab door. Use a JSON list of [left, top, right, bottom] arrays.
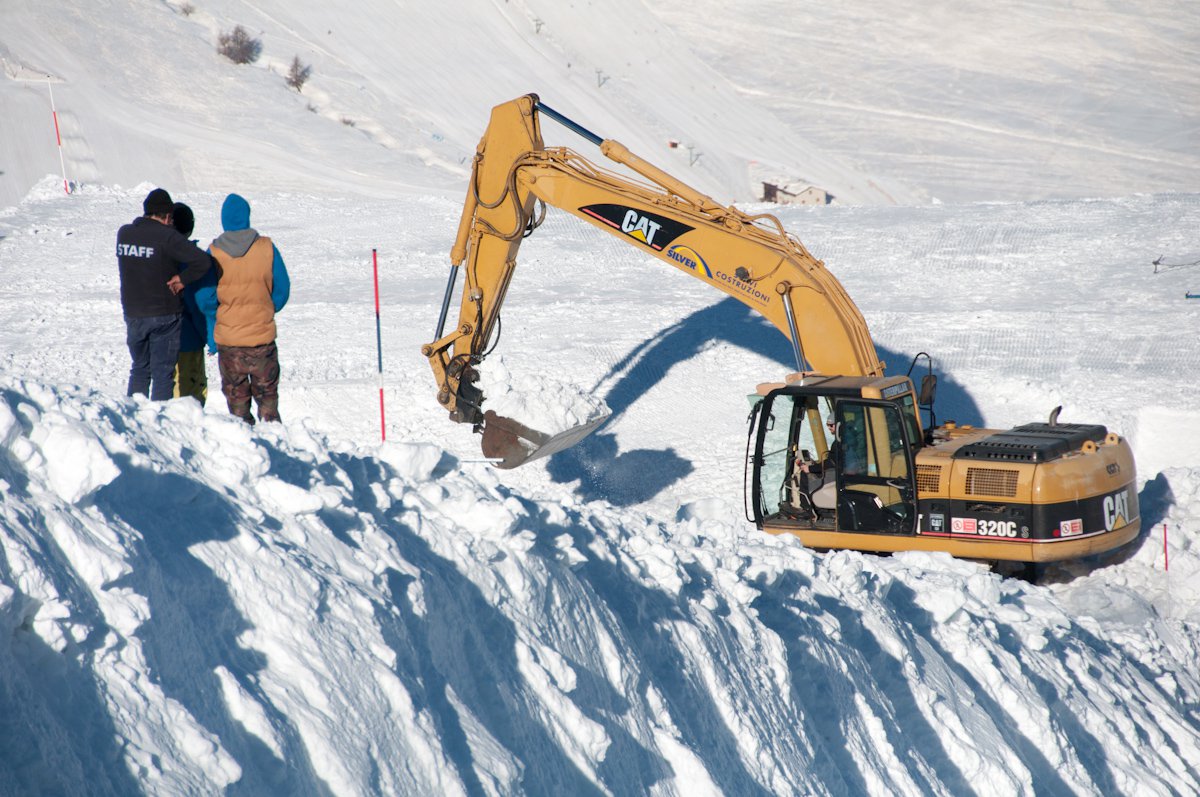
[[834, 399, 917, 534], [746, 391, 801, 525]]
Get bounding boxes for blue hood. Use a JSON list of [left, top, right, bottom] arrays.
[[221, 193, 251, 232]]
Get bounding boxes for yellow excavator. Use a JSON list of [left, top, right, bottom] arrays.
[[422, 94, 1140, 565]]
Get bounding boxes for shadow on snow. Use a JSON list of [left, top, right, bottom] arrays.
[[546, 297, 984, 505], [98, 459, 333, 797]]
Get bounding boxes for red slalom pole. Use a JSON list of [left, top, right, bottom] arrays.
[[1163, 523, 1169, 571], [373, 249, 386, 441], [1164, 522, 1172, 620], [47, 80, 70, 194]]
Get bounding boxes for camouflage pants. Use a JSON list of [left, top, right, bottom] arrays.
[[217, 342, 280, 424]]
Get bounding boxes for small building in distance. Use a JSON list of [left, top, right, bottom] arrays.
[[762, 182, 830, 206]]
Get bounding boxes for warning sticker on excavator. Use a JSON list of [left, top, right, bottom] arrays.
[[1059, 518, 1084, 537]]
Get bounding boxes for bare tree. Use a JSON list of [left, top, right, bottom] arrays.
[[217, 26, 262, 65], [286, 56, 313, 92]]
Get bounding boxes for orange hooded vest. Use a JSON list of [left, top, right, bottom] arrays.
[[211, 237, 277, 347]]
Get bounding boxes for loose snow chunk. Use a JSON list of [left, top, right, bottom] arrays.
[[713, 567, 760, 607], [256, 476, 323, 514], [675, 498, 731, 522], [203, 421, 270, 487], [0, 400, 19, 448], [377, 441, 444, 482], [162, 396, 205, 424], [653, 729, 724, 797], [30, 417, 120, 503], [906, 576, 969, 625], [553, 533, 587, 567], [477, 357, 609, 435], [214, 666, 283, 758], [514, 640, 610, 774]]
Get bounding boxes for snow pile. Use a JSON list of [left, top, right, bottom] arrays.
[[478, 357, 611, 436], [1, 376, 1198, 795]]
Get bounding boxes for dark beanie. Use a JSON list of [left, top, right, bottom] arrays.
[[143, 188, 173, 216], [172, 202, 195, 237]]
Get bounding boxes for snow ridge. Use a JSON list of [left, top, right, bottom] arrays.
[[1, 377, 1198, 795]]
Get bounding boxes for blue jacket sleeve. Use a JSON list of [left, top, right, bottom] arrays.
[[271, 246, 290, 312], [180, 289, 207, 350], [177, 239, 209, 352], [194, 251, 220, 353]]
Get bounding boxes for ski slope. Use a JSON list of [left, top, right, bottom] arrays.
[[652, 0, 1200, 204], [1, 1, 1200, 795]]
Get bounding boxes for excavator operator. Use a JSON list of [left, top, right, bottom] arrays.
[[787, 413, 837, 518]]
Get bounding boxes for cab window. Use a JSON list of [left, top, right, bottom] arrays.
[[757, 394, 797, 517], [897, 393, 922, 446]]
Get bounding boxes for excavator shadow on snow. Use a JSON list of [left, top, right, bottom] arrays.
[[545, 297, 985, 506]]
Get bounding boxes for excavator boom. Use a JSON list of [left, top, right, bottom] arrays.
[[423, 94, 882, 466]]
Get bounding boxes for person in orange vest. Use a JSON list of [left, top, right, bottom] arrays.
[[195, 193, 290, 424]]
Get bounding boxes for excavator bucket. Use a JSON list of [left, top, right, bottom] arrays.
[[480, 410, 610, 469]]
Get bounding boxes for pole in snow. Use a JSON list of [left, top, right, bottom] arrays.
[[47, 79, 70, 195], [1163, 522, 1172, 620], [373, 248, 386, 442], [1164, 522, 1169, 572]]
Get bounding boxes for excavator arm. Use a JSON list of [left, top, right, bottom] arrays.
[[423, 94, 883, 466]]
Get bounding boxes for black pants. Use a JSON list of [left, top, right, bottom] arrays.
[[125, 314, 181, 401]]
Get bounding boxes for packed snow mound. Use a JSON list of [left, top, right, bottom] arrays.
[[2, 376, 1199, 795], [478, 356, 611, 435]]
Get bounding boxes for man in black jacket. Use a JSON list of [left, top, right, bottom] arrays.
[[116, 188, 213, 400]]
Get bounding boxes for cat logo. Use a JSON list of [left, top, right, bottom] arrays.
[[579, 203, 693, 251], [1103, 488, 1131, 531], [621, 210, 661, 246]]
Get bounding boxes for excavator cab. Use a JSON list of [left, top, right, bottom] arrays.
[[747, 376, 920, 538]]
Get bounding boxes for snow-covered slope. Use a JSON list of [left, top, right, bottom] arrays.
[[10, 0, 1197, 210], [652, 0, 1200, 203], [0, 0, 911, 210], [2, 178, 1199, 796], [2, 0, 1200, 794], [2, 371, 1198, 796]]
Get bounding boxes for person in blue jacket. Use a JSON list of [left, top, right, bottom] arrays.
[[171, 202, 213, 405], [195, 194, 290, 424]]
